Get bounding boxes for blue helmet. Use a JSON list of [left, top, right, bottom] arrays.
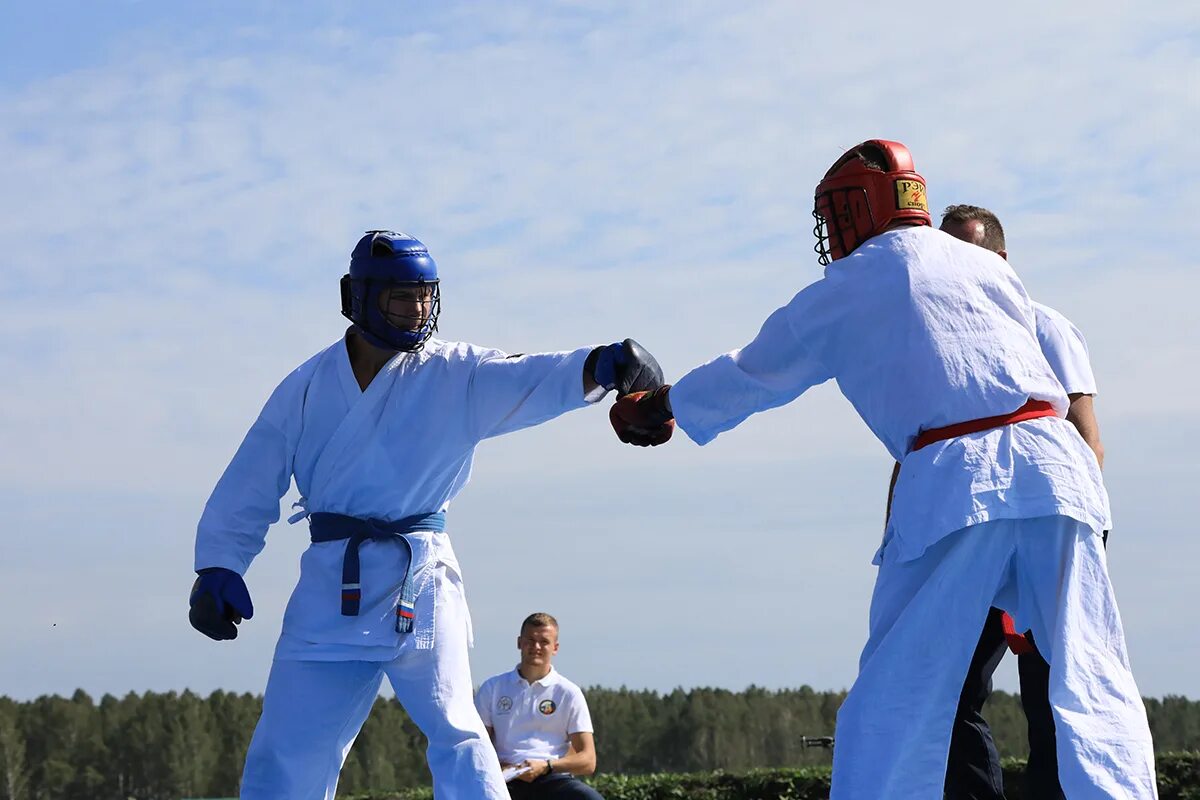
[[340, 230, 441, 351]]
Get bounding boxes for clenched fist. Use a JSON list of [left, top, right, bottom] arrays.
[[610, 386, 675, 446], [589, 339, 666, 397]]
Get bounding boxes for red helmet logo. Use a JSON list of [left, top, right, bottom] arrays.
[[813, 140, 931, 265]]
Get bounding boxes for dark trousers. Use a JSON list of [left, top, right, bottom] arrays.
[[944, 608, 1064, 800], [507, 774, 605, 800]]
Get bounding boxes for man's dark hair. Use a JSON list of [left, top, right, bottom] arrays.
[[520, 612, 558, 633], [942, 204, 1006, 253]]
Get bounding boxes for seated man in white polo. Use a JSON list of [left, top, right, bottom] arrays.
[[476, 613, 604, 800]]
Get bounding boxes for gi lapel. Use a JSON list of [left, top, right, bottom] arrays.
[[307, 340, 408, 504]]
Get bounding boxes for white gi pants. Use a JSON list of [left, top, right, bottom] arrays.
[[831, 515, 1157, 800], [240, 566, 507, 800]]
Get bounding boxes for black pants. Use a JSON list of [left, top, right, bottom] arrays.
[[943, 608, 1064, 800], [507, 774, 605, 800]]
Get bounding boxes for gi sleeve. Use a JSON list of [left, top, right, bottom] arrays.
[[193, 369, 307, 574], [1035, 306, 1097, 396], [669, 280, 837, 446], [467, 346, 596, 440], [564, 686, 594, 735]]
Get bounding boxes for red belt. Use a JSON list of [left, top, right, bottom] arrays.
[[911, 399, 1056, 453]]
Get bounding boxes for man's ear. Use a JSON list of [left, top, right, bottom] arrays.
[[997, 249, 1008, 261]]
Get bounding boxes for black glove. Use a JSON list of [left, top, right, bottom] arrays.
[[189, 567, 254, 641], [590, 338, 666, 397]]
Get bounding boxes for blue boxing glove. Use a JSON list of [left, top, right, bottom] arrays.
[[189, 567, 254, 641], [590, 339, 666, 398]]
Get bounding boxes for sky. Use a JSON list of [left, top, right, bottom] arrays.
[[1, 1, 1198, 706]]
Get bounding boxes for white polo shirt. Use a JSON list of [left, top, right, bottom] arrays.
[[1033, 301, 1097, 397], [475, 666, 594, 763]]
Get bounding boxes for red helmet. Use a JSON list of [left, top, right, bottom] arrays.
[[812, 139, 931, 265]]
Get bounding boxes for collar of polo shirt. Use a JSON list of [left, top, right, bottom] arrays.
[[515, 664, 562, 687]]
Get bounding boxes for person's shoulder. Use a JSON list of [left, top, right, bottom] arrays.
[[808, 229, 929, 307], [249, 340, 343, 424], [877, 224, 945, 253], [551, 671, 587, 698], [1031, 302, 1087, 346], [1032, 300, 1073, 328], [478, 668, 516, 692], [913, 227, 1019, 290], [905, 225, 992, 262], [829, 227, 945, 277], [477, 670, 503, 689], [422, 339, 508, 365], [273, 340, 341, 392]]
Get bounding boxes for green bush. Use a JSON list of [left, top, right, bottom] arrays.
[[352, 751, 1200, 800], [1155, 751, 1200, 800]]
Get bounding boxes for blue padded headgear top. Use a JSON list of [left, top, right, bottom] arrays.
[[340, 230, 441, 352]]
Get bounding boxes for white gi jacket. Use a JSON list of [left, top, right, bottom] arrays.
[[669, 227, 1111, 563], [195, 336, 594, 660]]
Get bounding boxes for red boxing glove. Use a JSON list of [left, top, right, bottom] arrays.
[[610, 386, 675, 447]]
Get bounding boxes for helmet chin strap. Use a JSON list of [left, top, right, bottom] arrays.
[[352, 323, 402, 354], [356, 319, 434, 353]]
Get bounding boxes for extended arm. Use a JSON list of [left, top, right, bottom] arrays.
[[468, 347, 596, 439], [612, 282, 837, 447], [471, 339, 665, 440]]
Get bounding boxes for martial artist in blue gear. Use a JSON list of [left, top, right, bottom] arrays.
[[189, 229, 664, 800]]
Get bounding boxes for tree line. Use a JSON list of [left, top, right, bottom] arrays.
[[0, 687, 1197, 800]]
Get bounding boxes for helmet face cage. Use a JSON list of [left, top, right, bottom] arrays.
[[376, 278, 440, 351], [341, 276, 441, 352], [812, 187, 877, 266], [812, 207, 831, 266]]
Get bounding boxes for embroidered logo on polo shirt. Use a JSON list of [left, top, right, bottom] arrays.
[[497, 696, 513, 714], [538, 699, 557, 715]]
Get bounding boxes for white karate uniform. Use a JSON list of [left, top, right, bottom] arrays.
[[196, 335, 597, 800], [669, 227, 1156, 799]]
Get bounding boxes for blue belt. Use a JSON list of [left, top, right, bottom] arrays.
[[309, 511, 446, 633]]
